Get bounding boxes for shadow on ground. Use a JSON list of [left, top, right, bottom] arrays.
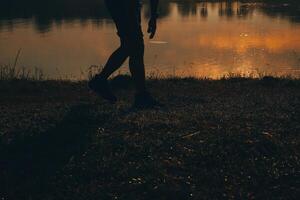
[[1, 104, 99, 199], [0, 77, 299, 199]]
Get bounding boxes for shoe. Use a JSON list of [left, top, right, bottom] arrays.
[[133, 91, 164, 109], [88, 75, 117, 103]]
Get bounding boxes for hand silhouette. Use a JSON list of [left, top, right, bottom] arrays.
[[147, 17, 157, 39]]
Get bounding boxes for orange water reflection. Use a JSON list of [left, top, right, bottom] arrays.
[[0, 1, 300, 79]]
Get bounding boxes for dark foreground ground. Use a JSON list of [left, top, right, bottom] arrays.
[[0, 76, 299, 200]]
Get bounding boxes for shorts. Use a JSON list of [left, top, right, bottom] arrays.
[[105, 0, 144, 43]]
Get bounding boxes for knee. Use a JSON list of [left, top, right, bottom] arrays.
[[121, 37, 144, 55], [131, 41, 144, 55]]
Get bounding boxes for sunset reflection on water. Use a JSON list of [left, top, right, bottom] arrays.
[[0, 1, 300, 79]]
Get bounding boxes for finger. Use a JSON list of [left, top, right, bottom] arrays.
[[148, 26, 153, 36], [152, 27, 157, 38], [149, 29, 156, 39]]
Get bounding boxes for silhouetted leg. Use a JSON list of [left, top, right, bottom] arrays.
[[98, 46, 129, 79], [88, 45, 128, 103], [128, 38, 163, 108], [129, 40, 146, 93]]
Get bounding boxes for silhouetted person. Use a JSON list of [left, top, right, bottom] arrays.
[[88, 0, 162, 108]]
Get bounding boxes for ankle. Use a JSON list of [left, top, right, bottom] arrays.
[[94, 74, 107, 81]]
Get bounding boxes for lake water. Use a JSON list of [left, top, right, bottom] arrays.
[[1, 0, 300, 79]]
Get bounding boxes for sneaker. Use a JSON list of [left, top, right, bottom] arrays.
[[133, 91, 163, 109], [88, 75, 117, 103]]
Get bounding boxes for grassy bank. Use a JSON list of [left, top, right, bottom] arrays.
[[0, 76, 299, 199]]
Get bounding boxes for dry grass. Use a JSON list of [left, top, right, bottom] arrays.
[[0, 76, 299, 199]]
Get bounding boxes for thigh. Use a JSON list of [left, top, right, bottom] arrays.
[[105, 0, 143, 41]]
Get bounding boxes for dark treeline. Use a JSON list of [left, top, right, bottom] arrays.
[[0, 0, 109, 20], [1, 0, 300, 33], [0, 0, 110, 32]]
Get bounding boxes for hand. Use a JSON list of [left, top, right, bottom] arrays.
[[147, 17, 157, 39]]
